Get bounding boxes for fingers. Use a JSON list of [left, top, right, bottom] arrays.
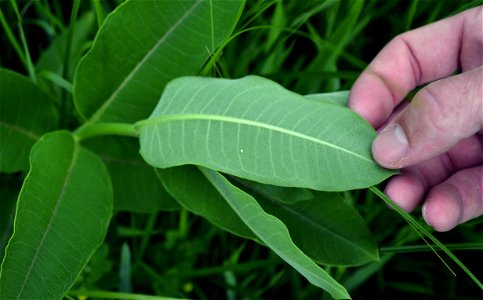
[[423, 166, 483, 232], [349, 6, 483, 128], [384, 136, 483, 212], [372, 67, 482, 169]]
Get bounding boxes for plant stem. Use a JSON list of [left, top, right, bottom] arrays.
[[0, 8, 28, 69], [74, 123, 138, 141], [92, 0, 106, 28], [68, 290, 180, 300], [381, 242, 483, 254], [138, 212, 158, 262], [59, 0, 80, 128], [178, 208, 189, 239], [10, 0, 36, 82]]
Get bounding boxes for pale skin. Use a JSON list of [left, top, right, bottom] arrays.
[[349, 6, 483, 232]]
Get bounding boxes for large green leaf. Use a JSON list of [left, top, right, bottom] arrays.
[[73, 0, 245, 124], [0, 69, 58, 173], [0, 131, 113, 299], [83, 136, 180, 212], [241, 181, 379, 266], [158, 166, 378, 266], [155, 166, 255, 240], [137, 76, 394, 191], [200, 168, 350, 299]]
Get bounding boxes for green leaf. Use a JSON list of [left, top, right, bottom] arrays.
[[305, 90, 349, 107], [155, 166, 255, 240], [158, 167, 376, 266], [200, 168, 350, 299], [73, 0, 245, 124], [137, 76, 394, 191], [242, 180, 314, 205], [0, 68, 59, 173], [240, 181, 379, 266], [36, 12, 95, 98], [83, 136, 180, 212], [0, 131, 113, 299]]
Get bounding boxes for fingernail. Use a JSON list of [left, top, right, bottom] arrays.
[[422, 202, 431, 226], [373, 124, 408, 164]]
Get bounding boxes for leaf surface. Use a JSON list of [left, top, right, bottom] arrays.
[[159, 167, 377, 266], [83, 136, 180, 212], [155, 166, 255, 240], [200, 168, 350, 299], [0, 69, 58, 173], [138, 76, 394, 191], [0, 131, 113, 299], [251, 186, 379, 266], [240, 180, 314, 205], [305, 90, 349, 106], [74, 0, 244, 124]]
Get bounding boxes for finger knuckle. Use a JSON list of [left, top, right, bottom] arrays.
[[416, 85, 455, 136]]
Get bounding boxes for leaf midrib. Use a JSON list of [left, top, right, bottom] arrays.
[[17, 142, 80, 298], [269, 198, 376, 260], [234, 177, 376, 260], [86, 0, 204, 124], [201, 168, 349, 298], [137, 113, 372, 162], [0, 120, 40, 141]]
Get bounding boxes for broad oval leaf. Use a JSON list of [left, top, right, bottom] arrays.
[[74, 0, 245, 124], [200, 168, 350, 299], [0, 69, 58, 173], [0, 131, 113, 299], [137, 76, 395, 191], [83, 136, 180, 212]]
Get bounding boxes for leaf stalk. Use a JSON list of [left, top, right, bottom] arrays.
[[74, 122, 138, 141]]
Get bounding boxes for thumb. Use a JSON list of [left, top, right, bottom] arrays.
[[372, 67, 482, 169]]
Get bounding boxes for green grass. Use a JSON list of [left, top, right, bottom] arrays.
[[0, 0, 481, 299]]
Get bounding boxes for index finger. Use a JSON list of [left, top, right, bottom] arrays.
[[349, 6, 483, 128]]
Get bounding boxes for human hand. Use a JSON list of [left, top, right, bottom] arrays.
[[349, 6, 483, 232]]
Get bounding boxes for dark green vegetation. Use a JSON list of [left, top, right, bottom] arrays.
[[0, 0, 482, 299]]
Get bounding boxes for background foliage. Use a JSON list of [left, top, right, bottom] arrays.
[[0, 0, 482, 299]]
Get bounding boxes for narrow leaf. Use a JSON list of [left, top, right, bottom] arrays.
[[370, 186, 483, 290], [155, 166, 255, 240], [36, 12, 95, 98], [159, 167, 376, 266], [237, 179, 379, 265], [0, 68, 58, 173], [253, 188, 379, 266], [0, 131, 113, 299], [74, 0, 245, 124], [200, 168, 350, 299], [83, 136, 180, 212], [138, 76, 394, 191]]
